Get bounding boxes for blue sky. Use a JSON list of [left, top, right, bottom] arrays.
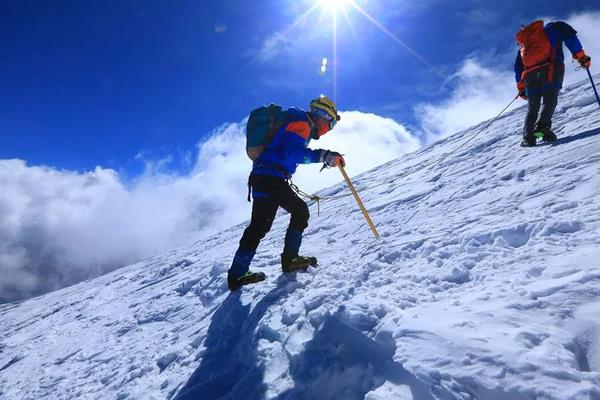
[[1, 0, 598, 175]]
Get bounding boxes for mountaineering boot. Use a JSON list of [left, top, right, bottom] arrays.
[[533, 131, 546, 140], [228, 248, 255, 281], [534, 124, 557, 142], [541, 130, 557, 142], [227, 271, 266, 291], [521, 134, 536, 147], [281, 253, 317, 273]]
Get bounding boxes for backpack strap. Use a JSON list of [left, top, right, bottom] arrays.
[[266, 104, 285, 140], [268, 104, 276, 130]]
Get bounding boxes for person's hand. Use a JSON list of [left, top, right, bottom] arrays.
[[321, 150, 345, 167], [574, 50, 591, 69], [517, 81, 527, 100]]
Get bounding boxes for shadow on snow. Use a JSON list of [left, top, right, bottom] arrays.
[[174, 275, 302, 400], [175, 279, 537, 400], [552, 127, 600, 146], [275, 310, 438, 400]]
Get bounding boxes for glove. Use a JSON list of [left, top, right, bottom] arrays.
[[574, 50, 591, 69], [321, 150, 345, 168], [517, 81, 527, 100]]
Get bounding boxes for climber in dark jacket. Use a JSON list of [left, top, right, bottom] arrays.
[[515, 20, 591, 147]]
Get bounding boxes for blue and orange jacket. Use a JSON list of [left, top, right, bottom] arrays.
[[252, 107, 323, 180], [514, 21, 583, 84]]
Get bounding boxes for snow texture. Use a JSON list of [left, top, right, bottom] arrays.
[[1, 75, 600, 399]]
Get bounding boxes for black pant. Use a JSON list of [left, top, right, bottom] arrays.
[[238, 175, 309, 253], [523, 64, 564, 137]]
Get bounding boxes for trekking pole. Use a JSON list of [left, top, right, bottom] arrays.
[[587, 69, 600, 109], [339, 165, 380, 240]]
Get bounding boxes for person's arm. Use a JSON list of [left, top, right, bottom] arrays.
[[514, 51, 527, 99], [552, 21, 591, 68], [514, 51, 524, 82], [550, 21, 582, 54], [283, 121, 322, 164]]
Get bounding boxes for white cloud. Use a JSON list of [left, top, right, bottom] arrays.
[[0, 160, 236, 303], [415, 59, 518, 142], [293, 111, 421, 192], [563, 11, 600, 86], [0, 111, 420, 303], [255, 35, 294, 63]]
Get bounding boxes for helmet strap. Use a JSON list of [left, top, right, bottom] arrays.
[[307, 112, 320, 139]]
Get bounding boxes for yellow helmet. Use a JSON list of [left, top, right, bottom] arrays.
[[310, 95, 340, 122]]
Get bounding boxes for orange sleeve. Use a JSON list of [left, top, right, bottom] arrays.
[[286, 121, 311, 140]]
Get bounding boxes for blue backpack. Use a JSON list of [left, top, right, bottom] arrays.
[[246, 104, 288, 160]]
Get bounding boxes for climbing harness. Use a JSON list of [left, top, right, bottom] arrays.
[[289, 180, 321, 215]]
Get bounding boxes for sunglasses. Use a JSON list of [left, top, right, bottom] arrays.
[[315, 109, 339, 130], [326, 115, 338, 130]]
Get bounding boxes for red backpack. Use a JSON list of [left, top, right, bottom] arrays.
[[516, 20, 552, 69]]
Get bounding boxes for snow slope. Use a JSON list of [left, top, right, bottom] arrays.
[[2, 75, 600, 400]]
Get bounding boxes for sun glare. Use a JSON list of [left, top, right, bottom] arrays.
[[258, 0, 432, 101], [318, 0, 350, 12]]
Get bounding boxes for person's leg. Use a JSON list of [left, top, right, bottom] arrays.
[[536, 66, 564, 140], [535, 89, 559, 140], [229, 198, 278, 278], [521, 69, 544, 145], [241, 175, 314, 271], [523, 91, 542, 142], [280, 192, 309, 258], [274, 183, 313, 269]]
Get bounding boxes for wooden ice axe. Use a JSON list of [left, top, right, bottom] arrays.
[[338, 165, 380, 240]]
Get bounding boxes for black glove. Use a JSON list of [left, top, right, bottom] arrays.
[[574, 50, 591, 69], [320, 150, 346, 168], [579, 55, 592, 69]]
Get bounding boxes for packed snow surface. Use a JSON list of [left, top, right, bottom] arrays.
[[2, 76, 600, 400]]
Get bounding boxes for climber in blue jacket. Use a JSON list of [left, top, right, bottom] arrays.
[[227, 96, 345, 291]]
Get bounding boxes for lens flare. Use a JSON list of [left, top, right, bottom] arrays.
[[320, 57, 328, 75]]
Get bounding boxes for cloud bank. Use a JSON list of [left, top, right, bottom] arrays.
[[0, 112, 420, 303], [294, 111, 421, 192], [415, 59, 517, 142]]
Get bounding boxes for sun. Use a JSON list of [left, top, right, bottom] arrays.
[[317, 0, 350, 12], [264, 0, 432, 101]]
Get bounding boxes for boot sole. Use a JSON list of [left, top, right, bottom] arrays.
[[228, 274, 266, 291], [282, 265, 310, 273], [282, 260, 317, 273]]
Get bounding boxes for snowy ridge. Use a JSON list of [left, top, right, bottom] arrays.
[[2, 75, 600, 400]]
